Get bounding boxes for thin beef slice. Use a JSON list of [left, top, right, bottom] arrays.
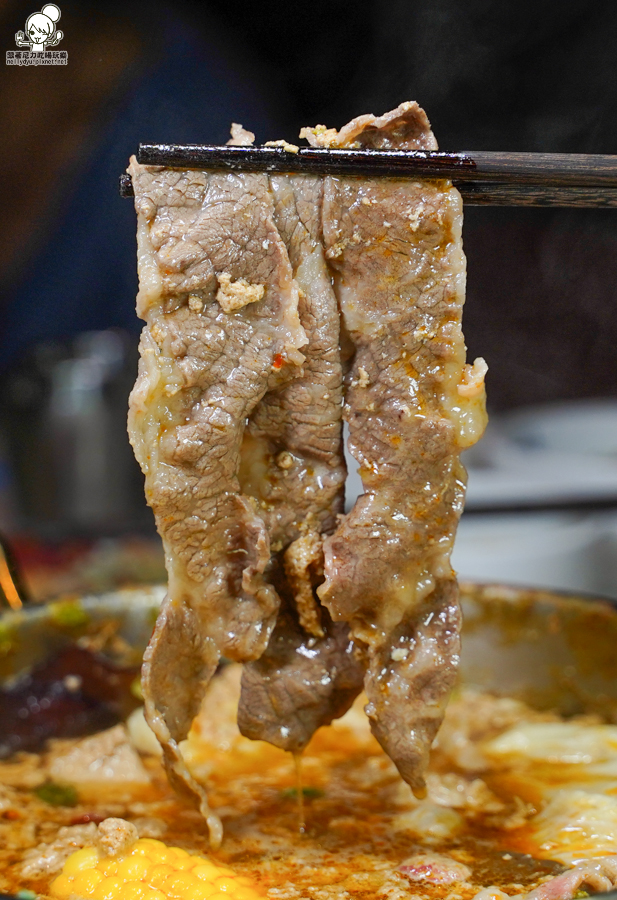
[[238, 172, 364, 752], [127, 159, 306, 844], [313, 102, 488, 797], [127, 102, 488, 831]]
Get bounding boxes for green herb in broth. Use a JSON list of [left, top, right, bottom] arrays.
[[280, 786, 324, 800], [34, 781, 79, 807], [48, 600, 90, 631]]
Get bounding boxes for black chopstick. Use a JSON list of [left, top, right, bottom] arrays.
[[457, 183, 617, 207], [119, 173, 617, 207], [136, 145, 617, 185], [119, 145, 617, 208]]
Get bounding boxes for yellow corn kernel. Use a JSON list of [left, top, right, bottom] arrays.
[[91, 876, 125, 900], [120, 881, 147, 900], [148, 863, 176, 889], [133, 838, 166, 854], [162, 871, 200, 897], [49, 873, 73, 898], [142, 891, 167, 900], [190, 884, 221, 900], [193, 863, 222, 881], [173, 854, 200, 870], [71, 868, 104, 895], [146, 847, 173, 866], [214, 876, 238, 892], [50, 836, 264, 900], [194, 881, 219, 900], [116, 855, 151, 881], [63, 845, 100, 875], [99, 858, 119, 877], [234, 888, 262, 900]]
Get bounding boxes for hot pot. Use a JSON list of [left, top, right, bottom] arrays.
[[2, 581, 617, 899]]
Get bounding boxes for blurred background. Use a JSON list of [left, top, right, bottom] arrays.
[[2, 0, 617, 602]]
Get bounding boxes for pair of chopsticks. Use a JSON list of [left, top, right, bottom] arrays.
[[119, 144, 617, 207]]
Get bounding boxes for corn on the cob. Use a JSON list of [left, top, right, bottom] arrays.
[[49, 837, 263, 900]]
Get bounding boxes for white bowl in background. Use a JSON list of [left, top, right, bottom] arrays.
[[499, 399, 617, 457], [463, 400, 617, 509], [451, 512, 605, 596], [464, 450, 617, 508]]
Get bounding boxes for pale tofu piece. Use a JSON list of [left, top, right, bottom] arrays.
[[47, 725, 150, 800], [126, 706, 163, 757]]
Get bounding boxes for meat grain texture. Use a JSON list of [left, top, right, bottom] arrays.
[[128, 101, 487, 843]]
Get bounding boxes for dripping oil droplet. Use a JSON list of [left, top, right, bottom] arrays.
[[293, 751, 305, 834]]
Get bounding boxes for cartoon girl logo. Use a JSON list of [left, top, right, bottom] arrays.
[[15, 4, 63, 53]]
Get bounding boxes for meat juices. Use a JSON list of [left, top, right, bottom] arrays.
[[128, 101, 487, 840]]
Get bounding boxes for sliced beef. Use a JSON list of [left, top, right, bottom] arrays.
[[399, 851, 473, 885], [300, 103, 439, 151], [238, 173, 362, 752], [127, 159, 306, 843], [316, 102, 488, 796], [239, 174, 346, 546], [364, 580, 462, 791], [238, 600, 364, 753], [127, 102, 488, 834]]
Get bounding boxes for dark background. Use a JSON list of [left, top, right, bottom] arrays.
[[1, 0, 616, 536]]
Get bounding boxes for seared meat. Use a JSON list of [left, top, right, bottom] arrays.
[[127, 160, 306, 843], [471, 856, 617, 900], [238, 601, 364, 753], [238, 172, 362, 752], [128, 102, 487, 835], [300, 104, 439, 151], [363, 581, 462, 792], [399, 852, 473, 885], [316, 102, 488, 796], [238, 174, 346, 549]]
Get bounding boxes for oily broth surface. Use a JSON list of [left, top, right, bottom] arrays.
[[0, 672, 576, 900]]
